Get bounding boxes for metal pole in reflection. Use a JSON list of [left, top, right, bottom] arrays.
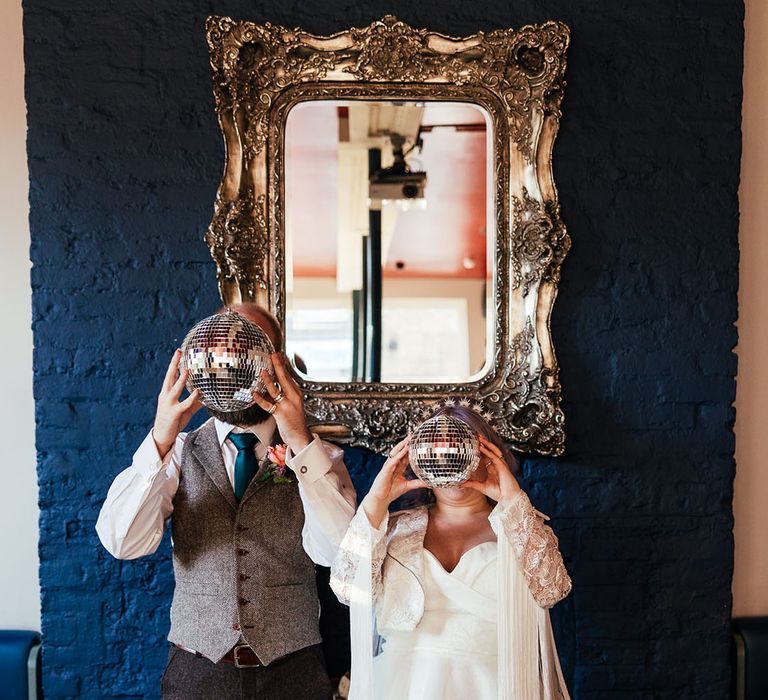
[[357, 244, 369, 381], [352, 289, 361, 381], [367, 148, 382, 382]]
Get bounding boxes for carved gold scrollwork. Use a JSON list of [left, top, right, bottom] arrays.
[[512, 188, 572, 297], [205, 188, 268, 302], [205, 15, 570, 455]]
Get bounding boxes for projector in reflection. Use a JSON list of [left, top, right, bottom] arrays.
[[369, 133, 427, 201]]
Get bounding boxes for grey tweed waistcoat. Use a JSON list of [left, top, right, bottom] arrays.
[[167, 419, 321, 664]]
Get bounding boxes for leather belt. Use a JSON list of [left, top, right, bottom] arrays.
[[174, 643, 263, 668], [220, 644, 263, 668]]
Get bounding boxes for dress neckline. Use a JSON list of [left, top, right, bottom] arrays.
[[423, 540, 496, 576]]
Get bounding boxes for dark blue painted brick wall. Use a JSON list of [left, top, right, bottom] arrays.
[[25, 0, 742, 698]]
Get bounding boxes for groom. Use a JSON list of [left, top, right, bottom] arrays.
[[96, 304, 356, 699]]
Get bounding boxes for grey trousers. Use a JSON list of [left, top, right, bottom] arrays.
[[161, 645, 333, 700]]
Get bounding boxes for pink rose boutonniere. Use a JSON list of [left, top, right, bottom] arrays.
[[260, 443, 293, 484]]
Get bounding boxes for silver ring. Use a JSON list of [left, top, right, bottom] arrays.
[[274, 392, 286, 404], [267, 403, 277, 415]]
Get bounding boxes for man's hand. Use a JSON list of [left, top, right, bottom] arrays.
[[151, 350, 202, 458], [251, 352, 313, 454], [361, 436, 429, 529]]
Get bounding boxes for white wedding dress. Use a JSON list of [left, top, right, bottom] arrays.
[[373, 542, 499, 700], [331, 500, 572, 700]]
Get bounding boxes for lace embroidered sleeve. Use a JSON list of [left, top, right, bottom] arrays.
[[491, 491, 572, 608], [330, 506, 389, 606]]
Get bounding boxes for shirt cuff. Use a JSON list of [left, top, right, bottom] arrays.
[[285, 435, 333, 484], [133, 430, 173, 481]]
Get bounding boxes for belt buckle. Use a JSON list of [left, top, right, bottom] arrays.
[[233, 643, 260, 669]]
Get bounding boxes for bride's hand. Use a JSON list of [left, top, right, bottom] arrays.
[[461, 437, 522, 502], [361, 435, 429, 528]]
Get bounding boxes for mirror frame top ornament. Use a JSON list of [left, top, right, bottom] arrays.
[[205, 15, 571, 454]]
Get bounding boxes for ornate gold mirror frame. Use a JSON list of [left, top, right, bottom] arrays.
[[205, 15, 570, 454]]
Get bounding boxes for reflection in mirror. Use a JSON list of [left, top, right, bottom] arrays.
[[285, 100, 494, 384]]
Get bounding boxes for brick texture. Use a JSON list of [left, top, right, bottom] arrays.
[[24, 1, 742, 698]]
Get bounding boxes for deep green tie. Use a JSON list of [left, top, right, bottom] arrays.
[[227, 432, 259, 502]]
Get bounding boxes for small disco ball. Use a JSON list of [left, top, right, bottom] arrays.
[[180, 310, 275, 413], [409, 413, 481, 488]]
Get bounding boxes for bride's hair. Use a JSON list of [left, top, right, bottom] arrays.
[[433, 405, 519, 475]]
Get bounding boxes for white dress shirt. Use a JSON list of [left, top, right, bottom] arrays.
[[96, 417, 356, 566]]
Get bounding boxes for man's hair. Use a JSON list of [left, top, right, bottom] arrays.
[[217, 302, 283, 352]]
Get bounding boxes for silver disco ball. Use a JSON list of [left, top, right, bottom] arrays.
[[180, 310, 275, 413], [409, 413, 481, 488]]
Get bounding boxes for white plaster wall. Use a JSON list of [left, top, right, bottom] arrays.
[[733, 0, 768, 617], [0, 0, 40, 630]]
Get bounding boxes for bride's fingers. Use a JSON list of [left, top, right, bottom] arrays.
[[383, 442, 410, 473], [395, 453, 411, 470], [386, 437, 411, 462], [479, 436, 502, 452], [460, 479, 487, 493], [479, 439, 502, 456], [464, 468, 488, 486], [484, 457, 516, 494], [482, 458, 506, 481], [390, 439, 410, 462], [479, 439, 506, 465], [479, 443, 506, 470], [388, 435, 411, 454], [404, 478, 429, 491]]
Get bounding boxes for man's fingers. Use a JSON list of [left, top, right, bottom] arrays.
[[260, 370, 281, 399], [163, 350, 182, 392], [179, 393, 202, 424], [180, 388, 201, 410], [251, 390, 273, 412], [271, 353, 301, 400], [170, 368, 188, 399]]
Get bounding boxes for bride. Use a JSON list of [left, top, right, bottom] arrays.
[[330, 407, 572, 700]]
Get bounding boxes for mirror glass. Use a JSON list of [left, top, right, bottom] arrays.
[[284, 99, 494, 383]]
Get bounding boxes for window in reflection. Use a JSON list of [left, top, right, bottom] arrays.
[[381, 298, 470, 382], [285, 99, 493, 383], [285, 302, 354, 382]]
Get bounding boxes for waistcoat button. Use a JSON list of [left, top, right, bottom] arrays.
[[239, 574, 250, 581], [238, 549, 249, 556], [232, 623, 240, 631], [300, 466, 308, 474], [239, 598, 250, 606]]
